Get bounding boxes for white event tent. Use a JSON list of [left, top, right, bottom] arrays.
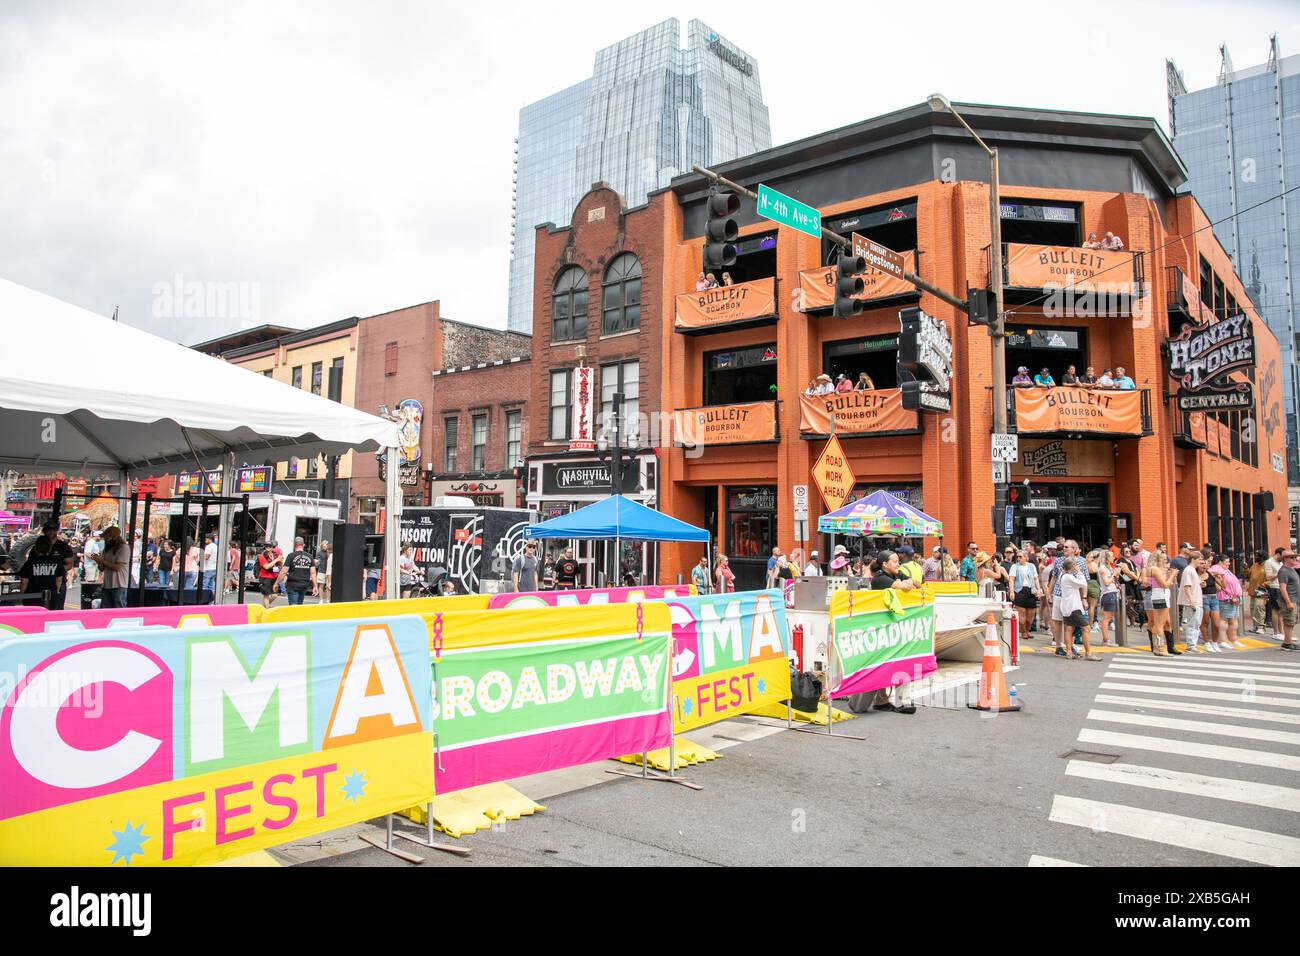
[[0, 277, 406, 598]]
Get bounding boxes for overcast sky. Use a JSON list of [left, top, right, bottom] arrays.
[[2, 1, 1297, 345]]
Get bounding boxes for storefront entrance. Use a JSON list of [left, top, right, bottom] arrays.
[[726, 485, 775, 591], [1017, 483, 1110, 550]]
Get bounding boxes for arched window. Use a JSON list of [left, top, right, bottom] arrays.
[[552, 266, 587, 342], [602, 254, 641, 335]]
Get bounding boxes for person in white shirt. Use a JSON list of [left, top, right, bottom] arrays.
[[81, 530, 104, 584], [1056, 557, 1098, 660], [803, 551, 822, 576], [1180, 550, 1207, 651], [202, 534, 219, 595]]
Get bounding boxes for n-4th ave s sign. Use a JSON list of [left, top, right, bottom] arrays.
[[756, 184, 821, 239]]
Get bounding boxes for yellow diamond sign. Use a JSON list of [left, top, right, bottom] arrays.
[[812, 433, 855, 513]]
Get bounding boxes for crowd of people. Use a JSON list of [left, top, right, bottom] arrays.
[[1011, 364, 1136, 390], [1083, 231, 1125, 251], [803, 371, 875, 396], [694, 271, 737, 291]]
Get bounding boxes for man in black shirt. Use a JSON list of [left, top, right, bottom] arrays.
[[18, 523, 75, 609], [275, 536, 317, 606], [554, 546, 579, 590]]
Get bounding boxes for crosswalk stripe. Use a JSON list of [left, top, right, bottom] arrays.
[[1028, 854, 1087, 866], [1103, 671, 1300, 696], [1114, 655, 1300, 671], [1109, 662, 1300, 684], [1085, 709, 1300, 746], [1098, 681, 1300, 708], [1065, 760, 1300, 812], [1049, 794, 1300, 866], [1078, 728, 1300, 771], [1093, 694, 1300, 725]]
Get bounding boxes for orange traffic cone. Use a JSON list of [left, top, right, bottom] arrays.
[[968, 611, 1021, 713]]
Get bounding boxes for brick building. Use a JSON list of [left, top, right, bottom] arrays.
[[528, 102, 1289, 589], [350, 302, 531, 526]]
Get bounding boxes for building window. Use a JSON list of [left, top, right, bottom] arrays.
[[602, 253, 641, 335], [549, 369, 571, 441], [705, 345, 777, 404], [292, 366, 302, 389], [552, 266, 588, 342], [385, 342, 398, 376], [262, 369, 273, 378], [357, 496, 382, 533], [600, 360, 639, 446], [311, 361, 323, 396], [328, 357, 344, 402], [505, 409, 522, 466], [472, 414, 487, 471], [444, 417, 459, 471]]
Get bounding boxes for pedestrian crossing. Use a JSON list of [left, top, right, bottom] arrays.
[[1042, 649, 1300, 866]]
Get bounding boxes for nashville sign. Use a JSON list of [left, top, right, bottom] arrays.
[[1167, 315, 1255, 411]]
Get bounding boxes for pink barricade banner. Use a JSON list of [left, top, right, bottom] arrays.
[[487, 583, 695, 610], [0, 604, 260, 636]]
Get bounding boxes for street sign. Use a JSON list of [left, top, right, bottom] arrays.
[[991, 433, 1018, 463], [852, 233, 906, 280], [991, 461, 1009, 484], [756, 184, 821, 239], [1026, 498, 1058, 510], [811, 434, 855, 513], [1004, 505, 1015, 536], [792, 484, 809, 521]]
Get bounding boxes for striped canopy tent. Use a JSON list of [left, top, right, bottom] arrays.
[[817, 489, 943, 538]]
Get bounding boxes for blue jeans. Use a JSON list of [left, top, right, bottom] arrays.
[[157, 569, 171, 589], [286, 588, 307, 605], [202, 571, 215, 593], [101, 588, 128, 609], [183, 572, 197, 590]]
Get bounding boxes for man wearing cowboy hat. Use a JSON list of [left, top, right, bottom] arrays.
[[815, 373, 835, 396]]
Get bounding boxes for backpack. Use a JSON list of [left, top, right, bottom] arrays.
[[788, 666, 823, 713]]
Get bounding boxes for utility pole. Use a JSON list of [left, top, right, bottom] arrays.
[[609, 390, 623, 586]]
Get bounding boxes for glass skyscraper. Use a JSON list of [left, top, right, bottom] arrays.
[[1168, 37, 1300, 483], [508, 19, 771, 333]]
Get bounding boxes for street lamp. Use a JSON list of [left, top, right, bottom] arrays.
[[929, 93, 1009, 546]]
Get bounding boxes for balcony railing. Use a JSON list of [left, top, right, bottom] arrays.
[[798, 389, 920, 437], [1165, 265, 1215, 327], [797, 250, 919, 313], [1173, 407, 1208, 449], [672, 400, 779, 448], [993, 242, 1145, 308], [1003, 385, 1152, 437], [674, 276, 777, 334]]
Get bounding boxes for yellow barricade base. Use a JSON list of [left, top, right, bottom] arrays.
[[748, 700, 856, 724], [398, 783, 545, 838], [614, 737, 721, 770]]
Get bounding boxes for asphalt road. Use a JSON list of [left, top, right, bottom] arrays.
[[295, 643, 1300, 868]]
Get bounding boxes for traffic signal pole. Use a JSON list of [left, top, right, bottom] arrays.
[[691, 164, 969, 314]]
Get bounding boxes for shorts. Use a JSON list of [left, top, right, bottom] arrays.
[[1013, 587, 1039, 609], [1269, 589, 1283, 611], [1219, 601, 1239, 620], [1203, 594, 1220, 614], [1100, 591, 1117, 612], [1087, 580, 1100, 600], [1051, 599, 1065, 622], [1284, 607, 1298, 628], [365, 576, 379, 596], [1063, 609, 1088, 629], [258, 577, 277, 596]]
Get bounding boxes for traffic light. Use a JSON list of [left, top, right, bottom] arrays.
[[704, 188, 739, 270], [833, 253, 866, 318], [968, 287, 994, 328]]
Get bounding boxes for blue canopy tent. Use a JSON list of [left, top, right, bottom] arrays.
[[524, 495, 710, 587]]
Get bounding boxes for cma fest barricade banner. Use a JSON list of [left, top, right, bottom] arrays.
[[488, 584, 694, 609], [0, 604, 260, 636], [827, 589, 936, 697], [1166, 314, 1255, 411], [671, 401, 778, 447], [0, 616, 434, 866], [664, 590, 791, 733], [1013, 387, 1143, 435], [425, 603, 673, 793], [799, 390, 918, 434], [1004, 243, 1139, 294], [674, 277, 776, 332], [798, 251, 917, 310]]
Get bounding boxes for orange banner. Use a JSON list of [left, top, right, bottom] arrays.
[[1005, 243, 1137, 293], [799, 390, 918, 434], [1013, 387, 1143, 435], [672, 402, 777, 446], [675, 277, 776, 331], [798, 250, 917, 311], [1188, 411, 1208, 446]]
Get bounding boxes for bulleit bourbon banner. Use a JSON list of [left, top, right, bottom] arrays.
[[798, 250, 917, 310], [672, 402, 777, 446], [675, 277, 776, 331], [1013, 387, 1143, 435], [799, 390, 918, 435], [1005, 243, 1138, 294]]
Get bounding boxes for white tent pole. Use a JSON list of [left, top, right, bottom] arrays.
[[117, 469, 130, 530], [216, 450, 235, 604], [385, 444, 401, 600]]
